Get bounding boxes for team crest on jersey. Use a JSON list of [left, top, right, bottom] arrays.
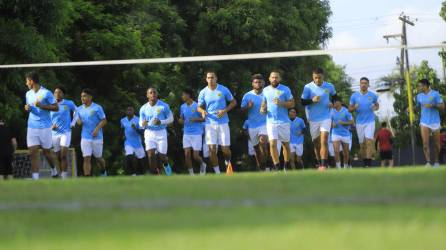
[[275, 90, 283, 97], [64, 105, 68, 110], [90, 110, 95, 116], [428, 96, 433, 101], [156, 107, 162, 114], [217, 91, 222, 98], [324, 89, 329, 94]]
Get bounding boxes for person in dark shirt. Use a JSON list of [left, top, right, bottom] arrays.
[[375, 122, 394, 167], [0, 116, 17, 180]]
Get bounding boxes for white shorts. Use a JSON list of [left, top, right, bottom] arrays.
[[331, 134, 351, 144], [420, 123, 441, 132], [52, 132, 71, 152], [267, 123, 290, 143], [183, 134, 203, 151], [124, 145, 146, 159], [248, 126, 267, 146], [309, 119, 331, 140], [290, 143, 303, 157], [205, 123, 230, 146], [144, 129, 168, 155], [356, 122, 375, 143], [248, 140, 255, 156], [81, 139, 103, 158], [27, 127, 52, 149]]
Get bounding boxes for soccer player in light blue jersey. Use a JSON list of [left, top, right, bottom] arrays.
[[139, 88, 174, 175], [260, 71, 295, 171], [241, 74, 268, 171], [416, 79, 445, 167], [179, 89, 206, 176], [301, 68, 337, 170], [197, 71, 237, 174], [120, 106, 146, 176], [331, 97, 354, 169], [24, 72, 59, 180], [288, 108, 306, 170], [50, 87, 76, 179], [74, 89, 107, 176], [349, 77, 379, 167]]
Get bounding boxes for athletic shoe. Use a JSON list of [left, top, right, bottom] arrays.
[[433, 162, 440, 168], [425, 162, 431, 168]]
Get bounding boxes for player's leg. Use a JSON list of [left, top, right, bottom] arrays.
[[310, 122, 321, 166], [296, 144, 304, 169], [432, 129, 441, 167], [420, 125, 431, 165], [157, 129, 172, 175], [191, 134, 206, 175], [279, 123, 291, 169], [184, 147, 193, 175], [146, 149, 158, 174], [258, 133, 268, 170], [27, 128, 42, 179], [289, 144, 296, 170], [134, 147, 146, 175], [40, 128, 57, 176], [333, 140, 341, 169], [205, 124, 220, 174], [92, 140, 106, 176], [219, 124, 232, 169], [80, 139, 92, 176], [52, 135, 62, 172], [58, 132, 71, 178], [267, 123, 280, 170], [320, 131, 329, 168], [342, 141, 350, 169]]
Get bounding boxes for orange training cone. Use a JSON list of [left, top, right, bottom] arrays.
[[226, 162, 234, 176]]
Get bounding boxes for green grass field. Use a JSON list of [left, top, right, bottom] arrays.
[[0, 167, 445, 250]]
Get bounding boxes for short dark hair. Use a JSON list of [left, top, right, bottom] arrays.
[[26, 71, 39, 83], [332, 95, 342, 103], [381, 122, 387, 127], [312, 67, 324, 75], [360, 77, 369, 83], [288, 107, 297, 112], [182, 88, 194, 98], [418, 78, 430, 87], [206, 70, 217, 77], [55, 86, 66, 94], [81, 88, 93, 96], [251, 73, 264, 81]]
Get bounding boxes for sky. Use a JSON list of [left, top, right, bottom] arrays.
[[328, 0, 446, 90]]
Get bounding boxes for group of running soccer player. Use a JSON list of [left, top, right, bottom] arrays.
[[20, 67, 444, 179]]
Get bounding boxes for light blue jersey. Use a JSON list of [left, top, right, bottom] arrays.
[[349, 91, 378, 124], [25, 86, 56, 129], [416, 90, 443, 125], [180, 101, 204, 135], [301, 81, 336, 122], [262, 84, 293, 124], [51, 99, 76, 135], [241, 90, 266, 128], [75, 102, 106, 140], [139, 100, 172, 131], [120, 116, 143, 148], [290, 117, 306, 144], [331, 107, 353, 137], [198, 84, 234, 124]]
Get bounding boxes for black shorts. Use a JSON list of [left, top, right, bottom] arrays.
[[380, 151, 393, 160], [0, 154, 13, 175]]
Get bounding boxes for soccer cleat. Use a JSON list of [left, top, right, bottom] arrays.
[[425, 162, 431, 168], [226, 162, 234, 176], [199, 163, 207, 175], [433, 162, 440, 168], [164, 164, 173, 176], [318, 166, 326, 171]]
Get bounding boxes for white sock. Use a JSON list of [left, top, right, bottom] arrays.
[[188, 168, 194, 175], [213, 166, 221, 174], [200, 162, 207, 174], [51, 167, 58, 176], [265, 167, 271, 172], [336, 162, 341, 168], [32, 172, 39, 180], [61, 171, 68, 179], [343, 164, 349, 169]]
